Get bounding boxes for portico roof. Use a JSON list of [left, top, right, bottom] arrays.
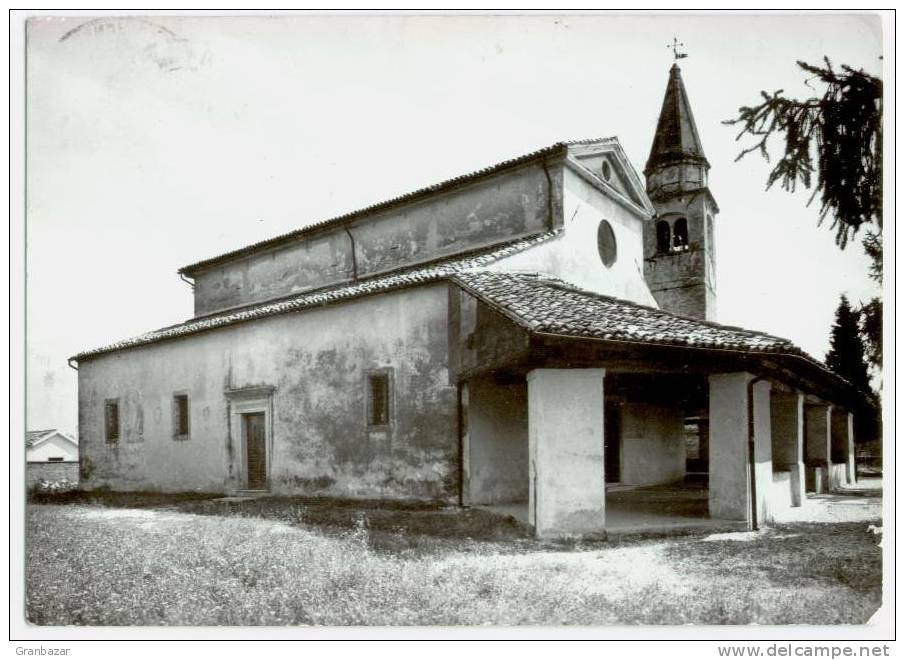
[[453, 271, 800, 355], [451, 270, 861, 404]]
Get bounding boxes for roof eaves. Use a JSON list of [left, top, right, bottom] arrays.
[[73, 231, 561, 362]]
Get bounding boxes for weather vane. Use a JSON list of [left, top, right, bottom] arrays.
[[668, 37, 688, 61]]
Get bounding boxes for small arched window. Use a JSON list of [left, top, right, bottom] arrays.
[[673, 217, 689, 250], [656, 220, 671, 253]]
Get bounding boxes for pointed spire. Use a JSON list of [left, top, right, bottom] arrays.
[[644, 64, 709, 175]]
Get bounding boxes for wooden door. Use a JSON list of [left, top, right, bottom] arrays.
[[244, 412, 267, 490]]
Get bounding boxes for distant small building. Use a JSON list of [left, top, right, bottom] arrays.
[[26, 430, 79, 487]]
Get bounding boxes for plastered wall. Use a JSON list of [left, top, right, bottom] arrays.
[[78, 284, 459, 501]]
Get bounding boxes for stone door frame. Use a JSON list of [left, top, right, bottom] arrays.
[[226, 386, 275, 491]]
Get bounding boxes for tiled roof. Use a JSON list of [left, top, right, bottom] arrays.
[[72, 232, 561, 361], [178, 138, 617, 276], [453, 270, 824, 363], [26, 430, 53, 448]]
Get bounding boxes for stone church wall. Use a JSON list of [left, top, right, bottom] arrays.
[[77, 283, 459, 501]]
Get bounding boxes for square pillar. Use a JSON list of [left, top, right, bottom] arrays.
[[771, 391, 805, 506], [708, 373, 773, 526], [847, 412, 856, 484], [831, 409, 856, 486], [528, 368, 606, 538], [750, 379, 774, 524], [459, 382, 471, 505], [805, 404, 832, 492]]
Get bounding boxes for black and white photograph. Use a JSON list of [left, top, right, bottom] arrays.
[[11, 8, 892, 645]]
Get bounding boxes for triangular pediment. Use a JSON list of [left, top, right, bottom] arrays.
[[28, 430, 78, 449], [566, 140, 655, 216]]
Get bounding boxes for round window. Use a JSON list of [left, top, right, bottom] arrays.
[[600, 161, 612, 181], [597, 220, 617, 267]]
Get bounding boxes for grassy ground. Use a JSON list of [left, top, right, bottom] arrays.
[[25, 496, 882, 626], [27, 490, 531, 552]]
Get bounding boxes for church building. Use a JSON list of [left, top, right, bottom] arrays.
[[71, 64, 864, 538]]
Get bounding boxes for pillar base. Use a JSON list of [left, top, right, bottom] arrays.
[[788, 461, 805, 507], [806, 465, 828, 494]]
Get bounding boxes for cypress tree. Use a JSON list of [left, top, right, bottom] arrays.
[[825, 295, 872, 391]]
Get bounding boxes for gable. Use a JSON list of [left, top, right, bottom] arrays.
[[566, 142, 654, 215], [26, 433, 79, 462]]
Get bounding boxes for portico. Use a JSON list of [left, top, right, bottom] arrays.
[[452, 270, 863, 538]]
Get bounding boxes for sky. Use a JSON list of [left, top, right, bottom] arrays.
[[25, 12, 884, 436]]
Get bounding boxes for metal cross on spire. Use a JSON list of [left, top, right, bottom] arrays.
[[668, 37, 688, 61]]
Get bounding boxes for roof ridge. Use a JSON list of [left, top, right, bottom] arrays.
[[562, 136, 618, 146], [179, 138, 618, 276]]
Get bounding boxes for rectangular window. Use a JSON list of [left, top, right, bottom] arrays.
[[104, 399, 120, 444], [47, 456, 64, 462], [173, 393, 190, 440], [367, 371, 391, 427]]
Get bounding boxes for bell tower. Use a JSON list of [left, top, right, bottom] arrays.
[[643, 63, 718, 321]]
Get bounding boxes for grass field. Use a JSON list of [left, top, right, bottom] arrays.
[[25, 495, 882, 626]]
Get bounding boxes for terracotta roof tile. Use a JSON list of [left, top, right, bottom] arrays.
[[453, 270, 822, 360]]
